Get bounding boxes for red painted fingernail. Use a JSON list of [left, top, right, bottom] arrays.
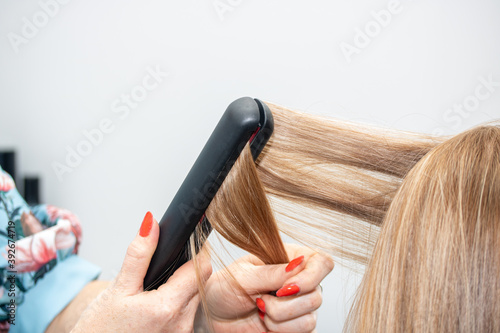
[[258, 310, 265, 321], [276, 284, 300, 297], [256, 298, 265, 313], [139, 211, 153, 237], [285, 255, 304, 272]]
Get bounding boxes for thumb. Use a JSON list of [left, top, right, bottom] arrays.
[[113, 211, 159, 295], [239, 262, 292, 294], [157, 247, 213, 303]]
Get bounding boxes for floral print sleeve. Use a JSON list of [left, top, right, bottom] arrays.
[[0, 166, 100, 333]]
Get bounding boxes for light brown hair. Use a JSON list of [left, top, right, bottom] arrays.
[[256, 102, 441, 268], [198, 102, 499, 332], [346, 125, 500, 332]]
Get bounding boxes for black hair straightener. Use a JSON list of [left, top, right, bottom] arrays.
[[144, 97, 274, 290]]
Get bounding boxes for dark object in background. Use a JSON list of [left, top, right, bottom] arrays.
[[24, 177, 40, 205], [0, 151, 16, 182], [0, 150, 42, 205]]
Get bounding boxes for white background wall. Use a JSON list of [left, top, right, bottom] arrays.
[[1, 0, 499, 331]]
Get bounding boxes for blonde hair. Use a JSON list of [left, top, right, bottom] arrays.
[[196, 102, 499, 332], [346, 125, 500, 332], [255, 102, 441, 268]]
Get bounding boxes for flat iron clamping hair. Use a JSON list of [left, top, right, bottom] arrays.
[[144, 97, 274, 291]]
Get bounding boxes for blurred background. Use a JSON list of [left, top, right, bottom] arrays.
[[1, 0, 499, 331]]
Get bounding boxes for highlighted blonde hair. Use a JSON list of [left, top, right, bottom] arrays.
[[347, 125, 500, 332], [197, 101, 499, 332]]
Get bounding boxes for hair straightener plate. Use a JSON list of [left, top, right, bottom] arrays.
[[144, 97, 274, 290]]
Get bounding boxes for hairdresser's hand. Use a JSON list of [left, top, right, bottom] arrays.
[[70, 212, 212, 333], [202, 244, 333, 333]]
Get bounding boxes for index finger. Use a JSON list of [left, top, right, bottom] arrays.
[[280, 251, 334, 296]]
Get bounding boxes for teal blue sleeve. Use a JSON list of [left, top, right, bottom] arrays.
[[10, 255, 101, 333], [0, 165, 102, 331]]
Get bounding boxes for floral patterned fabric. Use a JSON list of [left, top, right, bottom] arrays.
[[0, 166, 100, 332]]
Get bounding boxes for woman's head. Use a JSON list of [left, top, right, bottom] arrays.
[[347, 125, 500, 332]]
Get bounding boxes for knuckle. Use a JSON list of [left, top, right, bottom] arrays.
[[266, 306, 283, 321], [200, 259, 213, 282], [125, 241, 146, 261], [300, 312, 317, 332], [158, 302, 195, 332], [309, 291, 323, 311], [321, 254, 335, 272], [264, 266, 278, 282], [156, 303, 175, 322], [327, 258, 335, 271]]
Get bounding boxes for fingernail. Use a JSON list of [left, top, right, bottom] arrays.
[[276, 284, 300, 297], [256, 297, 265, 313], [258, 310, 265, 321], [139, 211, 153, 237], [285, 255, 304, 272]]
